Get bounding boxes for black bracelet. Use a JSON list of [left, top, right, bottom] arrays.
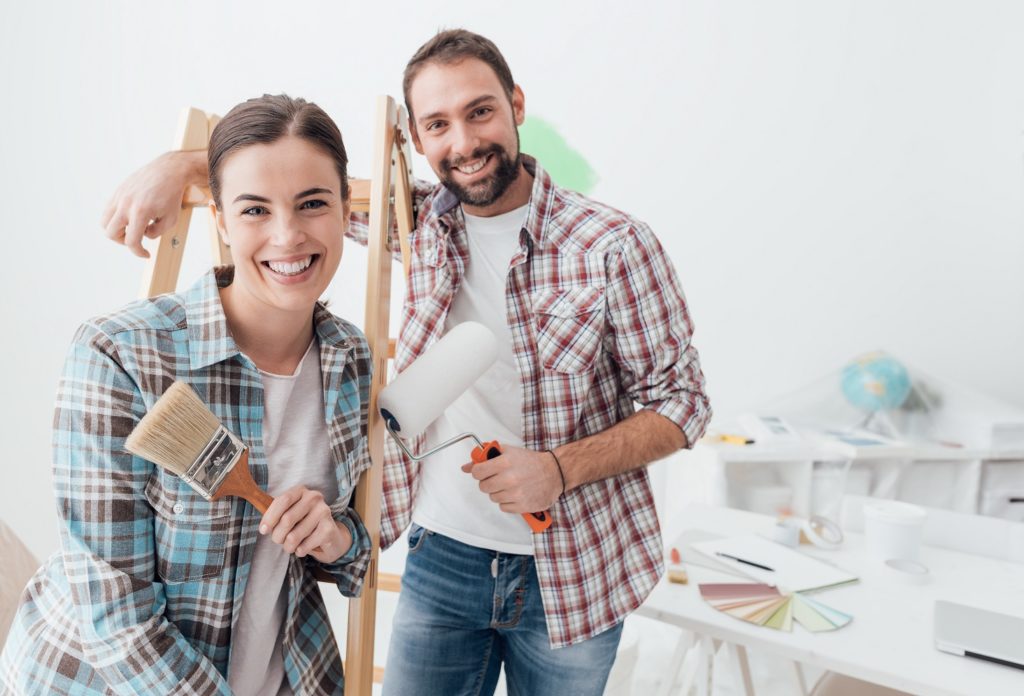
[[546, 449, 567, 496]]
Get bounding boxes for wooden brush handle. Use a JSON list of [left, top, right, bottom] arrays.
[[212, 451, 324, 554], [212, 450, 275, 513]]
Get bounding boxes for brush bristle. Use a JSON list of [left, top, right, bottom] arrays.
[[126, 381, 223, 475]]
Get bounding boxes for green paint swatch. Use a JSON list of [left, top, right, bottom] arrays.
[[519, 116, 598, 194], [792, 595, 838, 632], [764, 596, 794, 631]]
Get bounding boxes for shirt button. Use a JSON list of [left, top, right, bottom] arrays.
[[172, 503, 184, 514]]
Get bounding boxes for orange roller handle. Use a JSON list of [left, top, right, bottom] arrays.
[[470, 440, 553, 533]]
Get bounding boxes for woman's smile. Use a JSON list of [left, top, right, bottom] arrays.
[[262, 253, 321, 283]]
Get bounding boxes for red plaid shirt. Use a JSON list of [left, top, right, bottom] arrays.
[[356, 157, 711, 647]]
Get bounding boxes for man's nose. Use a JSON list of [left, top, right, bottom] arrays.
[[450, 122, 482, 161]]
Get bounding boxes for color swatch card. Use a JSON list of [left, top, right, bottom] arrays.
[[699, 583, 852, 633]]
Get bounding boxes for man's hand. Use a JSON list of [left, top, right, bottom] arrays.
[[101, 150, 207, 258], [461, 445, 562, 514], [259, 486, 353, 564]]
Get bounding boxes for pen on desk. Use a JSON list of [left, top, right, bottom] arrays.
[[715, 552, 774, 572], [712, 434, 755, 446]]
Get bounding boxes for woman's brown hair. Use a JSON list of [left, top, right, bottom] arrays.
[[208, 94, 349, 206]]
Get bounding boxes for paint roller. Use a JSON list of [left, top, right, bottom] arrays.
[[378, 321, 553, 533]]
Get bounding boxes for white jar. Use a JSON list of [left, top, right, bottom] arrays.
[[863, 500, 927, 562]]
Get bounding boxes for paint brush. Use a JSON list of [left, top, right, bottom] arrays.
[[125, 381, 273, 512]]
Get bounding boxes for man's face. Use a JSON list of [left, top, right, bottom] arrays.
[[408, 58, 527, 214]]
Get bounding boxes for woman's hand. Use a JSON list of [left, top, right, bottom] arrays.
[[260, 486, 353, 564]]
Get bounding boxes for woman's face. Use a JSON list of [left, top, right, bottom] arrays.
[[213, 135, 347, 319]]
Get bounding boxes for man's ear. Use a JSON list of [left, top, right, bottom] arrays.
[[409, 116, 425, 155], [210, 202, 229, 246], [512, 85, 526, 127]]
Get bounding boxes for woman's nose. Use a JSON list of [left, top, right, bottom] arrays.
[[270, 212, 306, 247]]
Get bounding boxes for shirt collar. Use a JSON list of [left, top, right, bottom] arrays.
[[184, 267, 354, 371], [311, 300, 356, 352], [184, 267, 241, 370]]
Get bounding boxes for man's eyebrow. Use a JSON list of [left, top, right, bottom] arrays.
[[418, 94, 498, 124], [231, 188, 334, 204]]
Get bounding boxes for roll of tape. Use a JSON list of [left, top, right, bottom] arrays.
[[883, 558, 930, 585], [802, 515, 844, 549]]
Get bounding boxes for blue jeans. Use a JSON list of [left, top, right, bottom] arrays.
[[382, 524, 624, 696]]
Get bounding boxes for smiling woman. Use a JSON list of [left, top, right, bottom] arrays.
[[0, 95, 373, 696], [212, 135, 348, 373]]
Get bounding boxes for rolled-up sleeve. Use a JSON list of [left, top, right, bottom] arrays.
[[604, 223, 712, 447]]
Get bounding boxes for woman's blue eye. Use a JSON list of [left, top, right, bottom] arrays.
[[300, 199, 327, 210], [242, 206, 268, 216]]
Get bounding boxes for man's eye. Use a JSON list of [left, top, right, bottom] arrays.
[[426, 121, 445, 131], [242, 206, 268, 216], [472, 107, 492, 118], [300, 199, 327, 210]]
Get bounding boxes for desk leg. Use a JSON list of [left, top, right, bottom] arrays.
[[792, 661, 809, 696], [695, 635, 715, 696], [657, 630, 695, 696], [726, 643, 755, 696]]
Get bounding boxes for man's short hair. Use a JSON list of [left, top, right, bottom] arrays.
[[403, 29, 515, 120]]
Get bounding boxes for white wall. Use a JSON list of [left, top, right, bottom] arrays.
[[2, 0, 1022, 559]]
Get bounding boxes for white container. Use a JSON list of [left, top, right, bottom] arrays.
[[863, 500, 927, 562]]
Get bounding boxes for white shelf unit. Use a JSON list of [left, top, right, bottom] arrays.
[[689, 439, 1024, 521]]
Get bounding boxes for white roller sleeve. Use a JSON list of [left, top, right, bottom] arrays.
[[378, 322, 498, 436]]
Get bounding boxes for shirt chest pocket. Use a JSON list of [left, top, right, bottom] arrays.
[[145, 478, 234, 584], [532, 286, 607, 374]]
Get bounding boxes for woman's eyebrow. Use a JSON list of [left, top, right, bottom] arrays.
[[233, 193, 270, 204], [295, 187, 334, 199], [231, 188, 334, 205]]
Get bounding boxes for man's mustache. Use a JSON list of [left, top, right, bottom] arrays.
[[443, 144, 505, 170]]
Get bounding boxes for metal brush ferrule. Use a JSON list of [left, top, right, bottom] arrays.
[[182, 426, 246, 500]]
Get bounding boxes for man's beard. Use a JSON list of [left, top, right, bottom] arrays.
[[439, 142, 522, 208]]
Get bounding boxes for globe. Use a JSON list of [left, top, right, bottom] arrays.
[[840, 352, 912, 412]]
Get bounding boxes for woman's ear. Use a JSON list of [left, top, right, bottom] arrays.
[[210, 202, 230, 247]]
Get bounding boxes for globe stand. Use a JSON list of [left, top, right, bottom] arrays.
[[857, 409, 902, 440]]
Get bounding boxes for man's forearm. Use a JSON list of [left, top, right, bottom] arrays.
[[174, 149, 209, 187], [553, 409, 687, 492]]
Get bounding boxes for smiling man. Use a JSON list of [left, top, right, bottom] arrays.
[[102, 29, 711, 696]]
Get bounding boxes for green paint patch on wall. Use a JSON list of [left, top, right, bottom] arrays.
[[519, 116, 598, 194]]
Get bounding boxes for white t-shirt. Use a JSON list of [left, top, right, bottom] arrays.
[[412, 204, 534, 555], [228, 339, 334, 696]]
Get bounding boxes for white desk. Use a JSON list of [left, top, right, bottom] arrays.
[[638, 503, 1024, 696]]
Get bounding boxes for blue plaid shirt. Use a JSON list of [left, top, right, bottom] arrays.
[[0, 268, 372, 695]]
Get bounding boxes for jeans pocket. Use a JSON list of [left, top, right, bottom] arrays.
[[407, 523, 430, 555]]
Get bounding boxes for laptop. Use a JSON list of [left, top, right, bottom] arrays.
[[934, 600, 1024, 670]]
